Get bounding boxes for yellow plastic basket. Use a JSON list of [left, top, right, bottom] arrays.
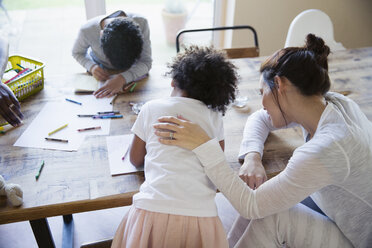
[[4, 55, 45, 101]]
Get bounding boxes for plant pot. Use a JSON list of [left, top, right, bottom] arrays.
[[161, 9, 187, 45]]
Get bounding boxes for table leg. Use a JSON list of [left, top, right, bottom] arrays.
[[29, 218, 56, 248], [62, 214, 74, 248]]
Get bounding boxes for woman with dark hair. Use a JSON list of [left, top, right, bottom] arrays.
[[153, 34, 372, 247], [111, 45, 238, 247]]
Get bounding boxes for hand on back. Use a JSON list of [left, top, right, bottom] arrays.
[[153, 116, 211, 150]]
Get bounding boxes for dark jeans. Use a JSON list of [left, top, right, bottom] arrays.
[[301, 197, 326, 216]]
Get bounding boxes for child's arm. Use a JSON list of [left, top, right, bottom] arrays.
[[219, 140, 225, 151], [72, 29, 96, 73], [129, 134, 146, 167]]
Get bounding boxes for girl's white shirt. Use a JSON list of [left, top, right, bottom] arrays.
[[132, 97, 224, 217]]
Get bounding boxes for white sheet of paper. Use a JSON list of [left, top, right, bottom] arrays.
[[74, 74, 100, 93], [106, 134, 143, 176], [69, 94, 114, 136], [14, 95, 114, 151]]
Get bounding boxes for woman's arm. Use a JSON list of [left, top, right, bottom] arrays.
[[239, 109, 299, 189], [153, 116, 335, 219], [194, 139, 334, 219], [129, 134, 146, 167], [238, 109, 273, 188], [239, 109, 275, 159], [239, 109, 299, 160]]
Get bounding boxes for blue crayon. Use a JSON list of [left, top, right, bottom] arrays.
[[65, 98, 82, 105], [97, 115, 123, 119]]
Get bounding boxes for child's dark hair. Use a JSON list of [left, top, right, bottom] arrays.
[[260, 33, 331, 96], [101, 18, 143, 70], [167, 45, 238, 114]]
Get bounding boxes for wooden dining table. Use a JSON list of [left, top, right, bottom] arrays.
[[1, 47, 371, 247]]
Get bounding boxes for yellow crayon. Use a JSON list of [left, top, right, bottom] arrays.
[[48, 123, 68, 136]]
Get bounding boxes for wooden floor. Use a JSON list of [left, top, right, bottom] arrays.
[[0, 3, 241, 248]]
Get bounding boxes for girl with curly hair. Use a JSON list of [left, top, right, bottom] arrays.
[[111, 45, 238, 248]]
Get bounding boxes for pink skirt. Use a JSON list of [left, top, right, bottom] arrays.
[[111, 206, 228, 248]]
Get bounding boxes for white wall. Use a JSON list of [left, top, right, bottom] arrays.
[[220, 0, 372, 56]]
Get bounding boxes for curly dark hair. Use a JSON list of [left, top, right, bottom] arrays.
[[101, 17, 143, 70], [167, 45, 238, 114]]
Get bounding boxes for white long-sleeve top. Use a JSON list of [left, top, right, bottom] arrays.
[[72, 10, 152, 83], [193, 92, 372, 247]]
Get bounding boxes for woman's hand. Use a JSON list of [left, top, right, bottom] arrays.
[[0, 83, 23, 126], [239, 152, 267, 189], [153, 116, 211, 150], [90, 65, 109, 82], [93, 74, 126, 98]]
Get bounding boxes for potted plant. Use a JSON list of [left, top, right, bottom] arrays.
[[161, 0, 188, 45]]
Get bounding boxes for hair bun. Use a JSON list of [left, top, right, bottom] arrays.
[[305, 33, 330, 56], [305, 33, 330, 70]]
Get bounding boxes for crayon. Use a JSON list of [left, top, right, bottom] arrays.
[[65, 98, 82, 105], [97, 111, 120, 114], [48, 123, 68, 136], [35, 160, 45, 180], [45, 137, 69, 143], [92, 113, 120, 118], [122, 147, 130, 160], [4, 68, 32, 84], [16, 63, 26, 69], [130, 82, 137, 92], [94, 115, 123, 119], [77, 126, 101, 132], [123, 82, 135, 91]]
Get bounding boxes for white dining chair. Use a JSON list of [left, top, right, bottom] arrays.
[[284, 9, 346, 51]]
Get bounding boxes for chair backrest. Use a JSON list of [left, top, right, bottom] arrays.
[[285, 9, 345, 51], [176, 25, 260, 58]]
